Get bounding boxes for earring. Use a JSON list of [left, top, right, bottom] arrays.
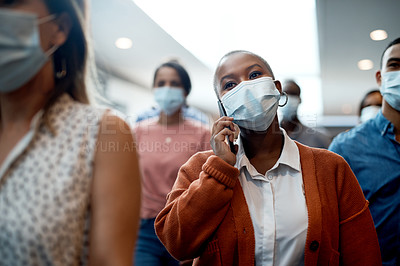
[[278, 92, 288, 107], [56, 58, 67, 79]]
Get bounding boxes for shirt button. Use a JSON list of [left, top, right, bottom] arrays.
[[310, 240, 319, 251], [267, 175, 273, 180]]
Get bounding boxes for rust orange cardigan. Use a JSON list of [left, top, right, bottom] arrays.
[[155, 142, 381, 265]]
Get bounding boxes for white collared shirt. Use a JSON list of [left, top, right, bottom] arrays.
[[236, 129, 308, 266]]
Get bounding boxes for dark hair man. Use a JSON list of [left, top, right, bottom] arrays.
[[329, 37, 400, 265]]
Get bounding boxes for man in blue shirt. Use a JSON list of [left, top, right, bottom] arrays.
[[329, 37, 400, 265]]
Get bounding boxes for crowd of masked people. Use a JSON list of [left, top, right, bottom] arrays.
[[0, 1, 399, 265]]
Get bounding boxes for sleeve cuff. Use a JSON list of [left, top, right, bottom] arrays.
[[202, 155, 240, 189]]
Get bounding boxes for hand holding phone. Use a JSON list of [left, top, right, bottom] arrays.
[[217, 99, 236, 154]]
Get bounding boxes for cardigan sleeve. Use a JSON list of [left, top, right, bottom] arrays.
[[154, 151, 240, 261], [336, 157, 382, 265]]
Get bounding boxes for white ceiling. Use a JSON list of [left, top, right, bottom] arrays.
[[90, 0, 216, 114], [90, 0, 400, 118]]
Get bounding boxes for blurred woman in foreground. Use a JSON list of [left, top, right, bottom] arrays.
[[0, 0, 141, 265]]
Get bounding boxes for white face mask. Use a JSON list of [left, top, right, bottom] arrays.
[[221, 77, 281, 132], [279, 95, 300, 121], [360, 105, 381, 123], [0, 9, 58, 93], [380, 70, 400, 111], [154, 86, 185, 116]]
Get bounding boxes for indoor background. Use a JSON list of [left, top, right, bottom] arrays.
[[89, 0, 400, 137]]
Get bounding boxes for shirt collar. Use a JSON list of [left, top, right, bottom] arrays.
[[236, 128, 301, 177], [374, 110, 392, 136]]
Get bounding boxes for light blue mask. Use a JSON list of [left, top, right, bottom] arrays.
[[221, 77, 281, 132], [279, 95, 300, 121], [0, 9, 58, 93], [380, 70, 400, 111], [154, 86, 185, 116], [360, 105, 381, 123]]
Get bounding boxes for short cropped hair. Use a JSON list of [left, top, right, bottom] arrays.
[[380, 37, 400, 68], [213, 50, 275, 98]]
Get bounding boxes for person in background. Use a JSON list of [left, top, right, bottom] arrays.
[[134, 61, 211, 266], [0, 0, 141, 265], [135, 61, 210, 126], [358, 89, 383, 123], [329, 37, 400, 265], [155, 50, 381, 265], [279, 80, 332, 148]]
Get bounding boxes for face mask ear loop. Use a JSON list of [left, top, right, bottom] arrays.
[[279, 91, 288, 107], [36, 14, 57, 25], [37, 14, 60, 58], [45, 44, 59, 57]]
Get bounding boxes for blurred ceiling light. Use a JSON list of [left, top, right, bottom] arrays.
[[370, 29, 388, 41], [357, 59, 374, 70], [115, 37, 133, 49]]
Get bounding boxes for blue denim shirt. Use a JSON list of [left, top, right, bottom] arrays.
[[329, 111, 400, 265]]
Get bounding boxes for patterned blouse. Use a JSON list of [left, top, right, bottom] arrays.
[[0, 94, 106, 266]]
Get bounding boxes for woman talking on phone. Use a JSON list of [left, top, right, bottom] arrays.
[[155, 50, 381, 265]]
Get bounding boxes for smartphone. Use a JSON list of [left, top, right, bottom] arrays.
[[217, 99, 236, 153]]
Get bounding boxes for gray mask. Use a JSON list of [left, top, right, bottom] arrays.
[[0, 9, 58, 93]]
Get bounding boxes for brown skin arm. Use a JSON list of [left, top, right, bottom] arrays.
[[88, 114, 141, 266]]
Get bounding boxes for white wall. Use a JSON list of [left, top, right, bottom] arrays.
[[105, 76, 155, 126]]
